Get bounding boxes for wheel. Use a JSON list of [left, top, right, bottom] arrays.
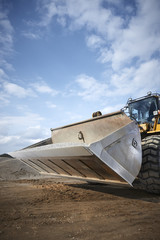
[[133, 135, 160, 194]]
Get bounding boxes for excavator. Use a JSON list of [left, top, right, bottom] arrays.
[[9, 92, 160, 194]]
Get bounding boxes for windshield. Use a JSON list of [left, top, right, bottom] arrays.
[[128, 97, 158, 123]]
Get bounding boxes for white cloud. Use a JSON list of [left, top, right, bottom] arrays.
[[98, 48, 113, 64], [37, 0, 60, 27], [23, 125, 50, 139], [76, 74, 108, 101], [0, 135, 20, 145], [30, 0, 160, 107], [35, 0, 160, 81], [0, 113, 50, 153], [0, 59, 14, 71], [0, 69, 37, 103], [3, 82, 36, 98], [0, 9, 14, 58], [101, 0, 160, 70], [86, 34, 105, 49], [66, 111, 84, 122], [0, 93, 10, 105], [130, 59, 160, 96], [0, 5, 15, 73], [102, 104, 124, 114], [46, 101, 57, 108], [109, 59, 160, 98], [22, 31, 41, 40], [0, 113, 44, 131], [74, 58, 160, 103], [37, 0, 123, 37], [36, 0, 160, 67], [57, 16, 66, 27], [0, 72, 59, 104], [0, 68, 8, 81], [31, 81, 59, 96]]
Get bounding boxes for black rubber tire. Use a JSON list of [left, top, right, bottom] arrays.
[[133, 135, 160, 194]]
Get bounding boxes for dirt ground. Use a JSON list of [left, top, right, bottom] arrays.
[[0, 156, 160, 240]]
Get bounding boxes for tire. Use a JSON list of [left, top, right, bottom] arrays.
[[133, 135, 160, 194]]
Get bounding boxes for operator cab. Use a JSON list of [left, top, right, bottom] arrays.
[[127, 93, 160, 124]]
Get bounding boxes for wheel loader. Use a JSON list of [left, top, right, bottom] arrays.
[[9, 92, 160, 194], [125, 92, 160, 194]]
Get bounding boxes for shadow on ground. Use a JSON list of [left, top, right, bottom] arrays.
[[68, 182, 160, 203]]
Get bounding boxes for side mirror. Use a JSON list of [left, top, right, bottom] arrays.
[[121, 106, 128, 112]]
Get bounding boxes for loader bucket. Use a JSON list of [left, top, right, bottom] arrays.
[[9, 111, 142, 185]]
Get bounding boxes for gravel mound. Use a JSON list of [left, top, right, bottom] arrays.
[[0, 155, 42, 180]]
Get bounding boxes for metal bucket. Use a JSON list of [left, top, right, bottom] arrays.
[[9, 111, 142, 185]]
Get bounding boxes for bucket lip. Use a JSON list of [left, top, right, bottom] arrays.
[[50, 110, 124, 131], [9, 141, 89, 154]]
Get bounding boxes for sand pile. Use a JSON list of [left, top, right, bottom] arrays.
[[0, 154, 42, 180]]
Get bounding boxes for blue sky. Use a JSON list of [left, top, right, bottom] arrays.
[[0, 0, 160, 154]]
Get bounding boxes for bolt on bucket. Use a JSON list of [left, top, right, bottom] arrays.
[[9, 111, 142, 185]]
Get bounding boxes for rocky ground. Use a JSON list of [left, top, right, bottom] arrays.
[[0, 155, 160, 240]]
